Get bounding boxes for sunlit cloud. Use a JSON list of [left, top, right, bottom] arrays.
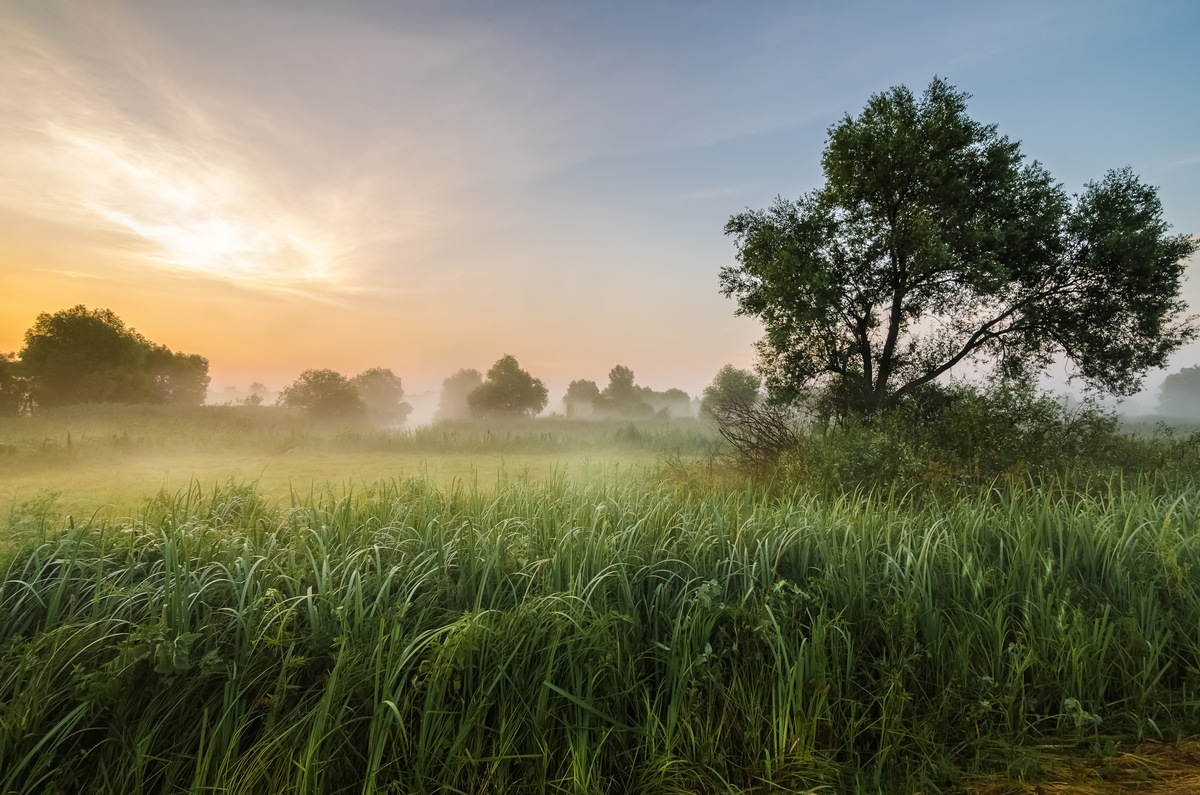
[[56, 128, 344, 285], [0, 9, 361, 293], [34, 269, 104, 280]]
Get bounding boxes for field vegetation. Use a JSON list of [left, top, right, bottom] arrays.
[[2, 400, 1200, 793], [0, 406, 706, 519]]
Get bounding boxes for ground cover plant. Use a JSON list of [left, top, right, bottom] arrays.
[[4, 467, 1200, 794]]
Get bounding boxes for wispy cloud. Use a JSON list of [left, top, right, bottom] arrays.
[[35, 269, 104, 280], [0, 7, 369, 293]]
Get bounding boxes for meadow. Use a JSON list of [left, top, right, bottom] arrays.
[[3, 405, 1200, 794], [0, 405, 707, 521]]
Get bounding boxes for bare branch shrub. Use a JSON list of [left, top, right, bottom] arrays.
[[710, 394, 801, 475]]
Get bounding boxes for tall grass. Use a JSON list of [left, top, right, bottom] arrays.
[[2, 473, 1200, 793]]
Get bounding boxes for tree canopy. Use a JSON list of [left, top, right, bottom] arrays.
[[435, 368, 483, 421], [594, 365, 652, 416], [18, 305, 210, 408], [0, 353, 26, 416], [350, 368, 413, 424], [563, 379, 600, 417], [1159, 366, 1200, 418], [277, 369, 365, 420], [562, 369, 692, 418], [467, 355, 548, 418], [700, 364, 761, 419], [720, 78, 1197, 415]]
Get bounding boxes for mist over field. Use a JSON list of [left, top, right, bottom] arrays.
[[3, 2, 1200, 794]]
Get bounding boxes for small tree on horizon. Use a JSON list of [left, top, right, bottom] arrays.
[[701, 364, 762, 419], [467, 355, 548, 418], [563, 379, 600, 417], [277, 369, 365, 420], [351, 367, 413, 424], [594, 365, 653, 416], [1159, 366, 1200, 418], [435, 368, 483, 421]]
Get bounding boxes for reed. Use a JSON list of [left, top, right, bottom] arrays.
[[2, 473, 1199, 793]]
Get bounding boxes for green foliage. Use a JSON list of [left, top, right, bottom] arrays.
[[277, 369, 366, 420], [563, 378, 600, 417], [594, 364, 651, 416], [776, 381, 1200, 495], [643, 386, 692, 417], [700, 364, 761, 419], [564, 368, 693, 419], [1159, 365, 1200, 418], [18, 305, 210, 409], [435, 368, 482, 421], [350, 367, 413, 424], [145, 347, 210, 406], [4, 475, 1200, 793], [0, 352, 27, 416], [721, 79, 1196, 415], [466, 355, 548, 418]]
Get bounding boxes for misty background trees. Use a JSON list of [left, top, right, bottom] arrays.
[[350, 368, 413, 424], [466, 355, 549, 418], [563, 379, 601, 417], [275, 367, 416, 422], [435, 369, 483, 421], [276, 369, 365, 419], [700, 365, 761, 419], [1, 305, 209, 413], [556, 366, 694, 418], [1159, 366, 1200, 419]]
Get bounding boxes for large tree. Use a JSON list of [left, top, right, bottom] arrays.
[[467, 355, 548, 418], [19, 305, 210, 408], [0, 353, 27, 416], [721, 78, 1197, 415]]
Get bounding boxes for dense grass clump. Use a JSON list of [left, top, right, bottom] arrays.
[[3, 474, 1200, 793]]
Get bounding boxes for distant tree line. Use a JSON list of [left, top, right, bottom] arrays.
[[429, 358, 699, 421], [434, 355, 548, 420], [0, 305, 210, 414], [277, 367, 413, 423], [563, 365, 692, 418]]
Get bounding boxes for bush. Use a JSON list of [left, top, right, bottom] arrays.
[[735, 381, 1200, 495]]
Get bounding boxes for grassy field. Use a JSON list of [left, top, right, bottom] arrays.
[[3, 406, 1200, 794], [0, 405, 705, 518]]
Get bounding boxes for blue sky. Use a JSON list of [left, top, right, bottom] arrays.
[[1, 0, 1196, 408]]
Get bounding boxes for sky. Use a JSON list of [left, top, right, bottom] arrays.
[[1, 0, 1198, 410]]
